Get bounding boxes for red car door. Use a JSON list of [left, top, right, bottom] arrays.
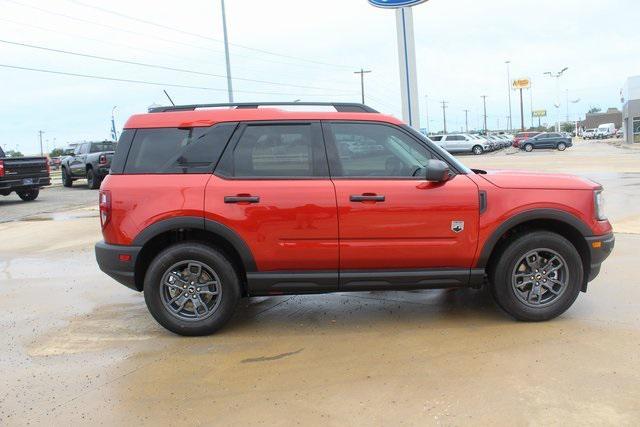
[[323, 122, 480, 288], [205, 121, 339, 294]]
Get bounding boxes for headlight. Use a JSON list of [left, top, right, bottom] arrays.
[[594, 189, 606, 220]]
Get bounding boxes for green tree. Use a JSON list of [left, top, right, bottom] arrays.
[[49, 148, 64, 157], [561, 122, 575, 133], [6, 150, 24, 157], [588, 106, 601, 114]]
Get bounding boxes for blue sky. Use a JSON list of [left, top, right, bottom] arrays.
[[1, 0, 638, 154]]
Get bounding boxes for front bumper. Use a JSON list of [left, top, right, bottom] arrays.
[[585, 233, 615, 282], [95, 240, 142, 291]]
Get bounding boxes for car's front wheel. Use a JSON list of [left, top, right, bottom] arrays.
[[489, 231, 583, 321], [557, 142, 567, 151], [16, 188, 39, 201], [524, 143, 534, 152], [144, 243, 240, 336], [61, 167, 73, 187], [472, 145, 483, 155]]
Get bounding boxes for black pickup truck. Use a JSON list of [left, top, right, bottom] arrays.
[[0, 147, 51, 201], [60, 141, 116, 189]]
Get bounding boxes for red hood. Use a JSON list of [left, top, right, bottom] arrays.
[[479, 170, 600, 190]]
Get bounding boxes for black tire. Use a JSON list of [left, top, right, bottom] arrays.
[[144, 242, 240, 336], [524, 143, 533, 152], [87, 168, 101, 189], [61, 167, 73, 187], [472, 145, 483, 155], [488, 231, 583, 321], [557, 142, 567, 151], [16, 188, 39, 201]]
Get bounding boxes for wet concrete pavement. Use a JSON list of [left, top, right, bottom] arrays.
[[1, 140, 639, 425]]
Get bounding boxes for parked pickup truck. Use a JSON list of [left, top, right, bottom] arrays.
[[0, 146, 51, 201], [61, 141, 117, 189]]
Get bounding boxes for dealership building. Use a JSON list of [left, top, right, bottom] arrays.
[[622, 76, 640, 144]]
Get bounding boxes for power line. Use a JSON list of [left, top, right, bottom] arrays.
[[0, 63, 353, 97], [67, 0, 356, 69], [0, 39, 354, 92]]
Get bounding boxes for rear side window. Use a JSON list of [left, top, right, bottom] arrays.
[[431, 136, 443, 141], [123, 123, 237, 174], [216, 123, 327, 178]]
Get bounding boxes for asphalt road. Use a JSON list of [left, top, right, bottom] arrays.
[[1, 140, 639, 425], [0, 183, 97, 223]]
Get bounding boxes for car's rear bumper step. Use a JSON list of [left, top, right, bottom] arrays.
[[95, 240, 141, 291]]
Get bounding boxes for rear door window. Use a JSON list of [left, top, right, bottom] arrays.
[[123, 123, 237, 174], [90, 141, 117, 153]]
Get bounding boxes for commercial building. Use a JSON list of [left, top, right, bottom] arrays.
[[580, 108, 622, 131], [622, 76, 640, 144]]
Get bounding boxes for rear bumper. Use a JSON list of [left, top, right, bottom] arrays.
[[0, 176, 51, 191], [95, 240, 142, 291], [585, 233, 615, 282]]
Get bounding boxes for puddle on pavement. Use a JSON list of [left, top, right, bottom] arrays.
[[28, 302, 163, 357], [19, 210, 99, 222]]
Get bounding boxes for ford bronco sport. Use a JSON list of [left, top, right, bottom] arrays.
[[95, 102, 614, 336]]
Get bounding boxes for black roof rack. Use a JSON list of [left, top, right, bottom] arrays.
[[148, 102, 379, 114]]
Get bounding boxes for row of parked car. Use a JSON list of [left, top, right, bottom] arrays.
[[430, 133, 514, 155], [582, 123, 622, 139]]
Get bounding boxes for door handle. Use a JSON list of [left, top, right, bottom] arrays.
[[350, 194, 385, 202], [224, 195, 260, 204]]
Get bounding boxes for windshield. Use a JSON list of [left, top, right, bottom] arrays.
[[401, 125, 472, 174], [90, 142, 117, 153]]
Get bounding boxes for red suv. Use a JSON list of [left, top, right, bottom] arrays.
[[95, 102, 614, 336]]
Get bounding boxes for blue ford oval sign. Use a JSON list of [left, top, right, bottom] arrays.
[[368, 0, 429, 8]]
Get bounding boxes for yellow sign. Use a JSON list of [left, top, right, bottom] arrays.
[[532, 110, 547, 117], [512, 78, 531, 90]]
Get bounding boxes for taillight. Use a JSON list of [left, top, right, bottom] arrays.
[[0, 160, 4, 177], [99, 154, 107, 165], [46, 160, 51, 174], [99, 190, 111, 228]]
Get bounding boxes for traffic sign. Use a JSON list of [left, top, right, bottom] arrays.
[[368, 0, 429, 8]]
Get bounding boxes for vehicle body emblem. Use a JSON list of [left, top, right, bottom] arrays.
[[451, 220, 464, 233]]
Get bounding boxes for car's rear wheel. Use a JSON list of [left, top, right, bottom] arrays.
[[61, 167, 73, 187], [524, 143, 534, 152], [16, 188, 39, 201], [144, 243, 240, 336], [87, 168, 100, 189], [557, 142, 567, 151], [472, 145, 483, 155], [489, 231, 583, 321]]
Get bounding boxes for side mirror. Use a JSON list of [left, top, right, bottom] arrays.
[[425, 159, 451, 183]]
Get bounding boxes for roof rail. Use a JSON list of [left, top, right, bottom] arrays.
[[148, 102, 379, 114]]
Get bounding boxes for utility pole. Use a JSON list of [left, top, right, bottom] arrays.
[[220, 0, 234, 102], [38, 130, 44, 157], [463, 109, 469, 133], [111, 106, 118, 141], [440, 100, 448, 134], [505, 60, 512, 131], [518, 88, 525, 131], [354, 69, 372, 104], [481, 95, 488, 133]]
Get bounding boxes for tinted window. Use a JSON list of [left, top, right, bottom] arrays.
[[230, 124, 318, 177], [449, 135, 464, 141], [124, 123, 236, 174], [431, 136, 443, 141], [110, 130, 134, 174], [547, 133, 560, 138], [90, 141, 117, 153], [329, 123, 431, 178]]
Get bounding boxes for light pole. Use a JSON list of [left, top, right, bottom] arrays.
[[221, 0, 234, 102], [111, 106, 118, 141], [544, 67, 568, 132], [505, 60, 512, 131], [354, 69, 372, 104], [440, 100, 448, 134], [424, 95, 430, 134], [481, 95, 488, 133], [38, 130, 44, 157], [463, 109, 469, 133]]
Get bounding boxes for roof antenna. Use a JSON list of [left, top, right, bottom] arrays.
[[163, 90, 175, 106]]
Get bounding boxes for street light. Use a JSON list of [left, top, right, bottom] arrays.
[[544, 67, 568, 132], [111, 106, 118, 141]]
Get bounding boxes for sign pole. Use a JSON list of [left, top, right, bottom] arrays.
[[519, 88, 524, 131], [395, 7, 420, 129]]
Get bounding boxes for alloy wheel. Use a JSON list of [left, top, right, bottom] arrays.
[[511, 248, 569, 308]]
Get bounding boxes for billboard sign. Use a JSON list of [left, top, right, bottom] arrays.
[[512, 78, 531, 90], [368, 0, 429, 8], [532, 110, 547, 117]]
